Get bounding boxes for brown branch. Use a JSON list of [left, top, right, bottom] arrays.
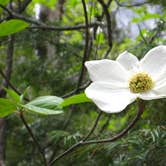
[[62, 81, 91, 98], [19, 112, 48, 166], [50, 100, 145, 164], [104, 47, 112, 58], [83, 111, 103, 141], [75, 0, 91, 92], [30, 22, 103, 31], [82, 100, 145, 145], [99, 114, 111, 133], [138, 24, 148, 45], [0, 4, 103, 31], [97, 0, 113, 47], [0, 69, 20, 95], [61, 0, 92, 137], [50, 111, 103, 165]]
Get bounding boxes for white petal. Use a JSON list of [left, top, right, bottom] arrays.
[[139, 91, 165, 100], [116, 51, 139, 72], [139, 81, 166, 100], [85, 82, 137, 113], [85, 60, 129, 86], [140, 45, 166, 78]]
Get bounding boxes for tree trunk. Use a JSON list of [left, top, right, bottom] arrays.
[[0, 35, 15, 166]]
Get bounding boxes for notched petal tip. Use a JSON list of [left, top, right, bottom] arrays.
[[116, 50, 138, 71], [140, 45, 166, 78]]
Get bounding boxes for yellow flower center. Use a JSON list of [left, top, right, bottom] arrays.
[[129, 72, 154, 93]]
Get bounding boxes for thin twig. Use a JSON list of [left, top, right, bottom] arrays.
[[99, 114, 111, 133], [50, 111, 103, 165], [0, 70, 20, 95], [30, 22, 103, 31], [19, 112, 48, 166], [138, 24, 148, 45], [75, 0, 91, 92], [98, 0, 113, 47], [17, 0, 32, 13], [0, 69, 29, 101], [104, 47, 112, 58], [0, 4, 103, 32], [83, 111, 103, 141], [60, 0, 91, 139]]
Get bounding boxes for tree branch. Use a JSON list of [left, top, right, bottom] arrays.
[[75, 0, 91, 92], [97, 0, 113, 47], [0, 4, 103, 31], [50, 111, 102, 165], [30, 22, 103, 31], [50, 100, 145, 164], [82, 100, 145, 145]]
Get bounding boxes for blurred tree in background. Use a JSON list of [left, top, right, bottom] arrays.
[[0, 0, 165, 165]]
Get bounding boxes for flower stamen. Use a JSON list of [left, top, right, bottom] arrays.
[[129, 72, 154, 93]]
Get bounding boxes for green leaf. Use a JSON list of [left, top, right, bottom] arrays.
[[132, 13, 161, 23], [22, 104, 63, 115], [61, 93, 92, 107], [0, 0, 10, 6], [33, 0, 57, 8], [0, 0, 10, 13], [22, 96, 64, 115], [0, 98, 17, 117], [0, 19, 29, 37], [4, 88, 20, 103]]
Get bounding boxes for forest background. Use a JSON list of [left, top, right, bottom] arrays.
[[0, 0, 165, 165]]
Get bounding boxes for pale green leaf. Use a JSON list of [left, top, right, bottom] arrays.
[[22, 104, 63, 115], [22, 96, 64, 115]]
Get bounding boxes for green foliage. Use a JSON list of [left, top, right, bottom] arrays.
[[33, 0, 57, 9], [0, 0, 165, 165], [0, 89, 21, 117], [4, 88, 21, 103], [0, 0, 10, 5], [48, 130, 70, 141], [0, 19, 29, 37], [132, 13, 161, 23]]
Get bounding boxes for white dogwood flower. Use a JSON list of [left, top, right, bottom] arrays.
[[85, 45, 166, 113]]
